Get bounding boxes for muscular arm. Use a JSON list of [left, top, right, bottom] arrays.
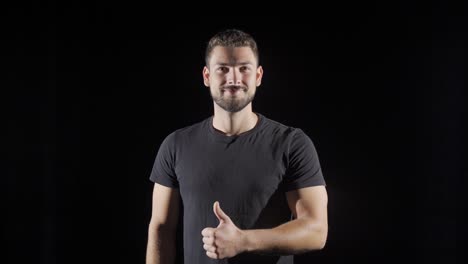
[[242, 186, 328, 255], [146, 183, 180, 264]]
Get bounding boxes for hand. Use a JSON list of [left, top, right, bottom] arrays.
[[201, 201, 246, 259]]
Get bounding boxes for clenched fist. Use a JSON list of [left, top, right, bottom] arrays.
[[201, 201, 246, 259]]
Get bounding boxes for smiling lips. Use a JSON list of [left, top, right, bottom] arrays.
[[222, 87, 245, 95]]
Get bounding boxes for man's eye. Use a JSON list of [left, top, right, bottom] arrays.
[[217, 67, 228, 73]]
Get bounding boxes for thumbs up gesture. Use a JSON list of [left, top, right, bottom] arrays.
[[201, 201, 246, 259]]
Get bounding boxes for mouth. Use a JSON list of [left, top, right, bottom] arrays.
[[222, 86, 246, 95]]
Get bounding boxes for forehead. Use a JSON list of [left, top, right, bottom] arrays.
[[209, 46, 257, 66]]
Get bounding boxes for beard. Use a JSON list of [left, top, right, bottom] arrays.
[[210, 85, 256, 113]]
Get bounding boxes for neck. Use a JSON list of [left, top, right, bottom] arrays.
[[212, 103, 258, 136]]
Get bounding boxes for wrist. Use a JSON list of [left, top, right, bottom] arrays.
[[240, 229, 255, 253]]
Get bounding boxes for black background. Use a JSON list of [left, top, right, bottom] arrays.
[[5, 2, 465, 264]]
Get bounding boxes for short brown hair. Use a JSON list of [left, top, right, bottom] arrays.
[[205, 29, 259, 67]]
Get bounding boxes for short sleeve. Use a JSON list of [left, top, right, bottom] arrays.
[[149, 133, 179, 188], [282, 129, 326, 192]]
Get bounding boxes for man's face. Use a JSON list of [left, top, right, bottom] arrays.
[[203, 46, 263, 113]]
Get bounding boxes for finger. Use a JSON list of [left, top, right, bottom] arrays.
[[214, 201, 231, 223], [202, 236, 214, 245], [203, 244, 217, 253], [206, 251, 218, 259], [201, 228, 214, 237]]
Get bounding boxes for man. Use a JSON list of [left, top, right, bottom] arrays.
[[146, 29, 328, 264]]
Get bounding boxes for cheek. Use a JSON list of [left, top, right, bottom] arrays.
[[211, 76, 225, 85], [246, 75, 257, 85], [246, 72, 257, 80]]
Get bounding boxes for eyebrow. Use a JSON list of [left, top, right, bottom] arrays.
[[214, 62, 254, 67]]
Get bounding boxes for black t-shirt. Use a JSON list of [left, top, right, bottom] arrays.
[[150, 113, 325, 264]]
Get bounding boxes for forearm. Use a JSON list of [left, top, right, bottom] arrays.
[[242, 217, 327, 255], [146, 223, 176, 264]]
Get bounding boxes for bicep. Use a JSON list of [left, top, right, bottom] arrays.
[[286, 185, 328, 223], [150, 183, 181, 231]]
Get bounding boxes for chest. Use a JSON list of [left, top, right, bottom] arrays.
[[175, 141, 287, 201]]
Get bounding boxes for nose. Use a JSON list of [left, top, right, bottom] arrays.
[[227, 68, 242, 85]]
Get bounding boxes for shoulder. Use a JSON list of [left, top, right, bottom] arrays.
[[164, 116, 211, 143], [260, 114, 297, 134], [259, 114, 318, 150], [260, 114, 305, 140]]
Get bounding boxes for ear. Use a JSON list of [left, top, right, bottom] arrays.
[[256, 65, 264, 87], [203, 66, 210, 87]]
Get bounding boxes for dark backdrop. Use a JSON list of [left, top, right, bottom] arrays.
[[5, 2, 465, 264]]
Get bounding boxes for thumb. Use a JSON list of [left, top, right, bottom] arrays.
[[213, 201, 231, 224]]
